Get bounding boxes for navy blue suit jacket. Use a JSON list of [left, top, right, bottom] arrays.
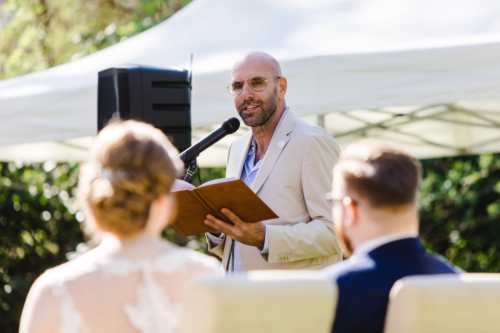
[[322, 237, 460, 333]]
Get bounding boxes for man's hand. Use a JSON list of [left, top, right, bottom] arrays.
[[204, 208, 266, 250]]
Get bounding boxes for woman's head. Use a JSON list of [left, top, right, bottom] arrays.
[[78, 120, 183, 236]]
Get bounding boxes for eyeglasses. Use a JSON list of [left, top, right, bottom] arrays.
[[227, 76, 281, 95], [325, 192, 342, 208], [325, 192, 356, 208]]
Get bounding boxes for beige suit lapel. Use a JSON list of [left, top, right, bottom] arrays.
[[251, 111, 296, 194], [223, 131, 252, 272], [226, 131, 252, 178], [221, 235, 233, 272]]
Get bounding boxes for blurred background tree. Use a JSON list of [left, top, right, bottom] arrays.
[[0, 162, 84, 331], [419, 153, 500, 273], [0, 0, 191, 80]]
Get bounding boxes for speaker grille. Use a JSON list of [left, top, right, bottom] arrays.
[[97, 65, 192, 152]]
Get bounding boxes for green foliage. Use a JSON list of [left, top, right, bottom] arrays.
[[0, 0, 192, 80], [0, 161, 85, 332], [419, 153, 500, 272]]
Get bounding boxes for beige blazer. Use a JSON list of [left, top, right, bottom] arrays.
[[207, 111, 343, 270]]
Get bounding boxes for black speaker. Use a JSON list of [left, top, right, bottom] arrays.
[[97, 64, 191, 152]]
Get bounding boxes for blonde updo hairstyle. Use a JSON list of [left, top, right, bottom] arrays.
[[78, 120, 183, 236]]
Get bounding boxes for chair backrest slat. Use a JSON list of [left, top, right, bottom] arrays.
[[179, 270, 336, 333], [384, 273, 500, 333]]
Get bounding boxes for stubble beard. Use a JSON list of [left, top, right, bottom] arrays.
[[238, 87, 278, 127]]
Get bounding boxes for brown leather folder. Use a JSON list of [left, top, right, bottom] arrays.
[[171, 178, 278, 236]]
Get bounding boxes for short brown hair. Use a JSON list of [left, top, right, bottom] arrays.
[[335, 141, 421, 207], [78, 120, 183, 236]]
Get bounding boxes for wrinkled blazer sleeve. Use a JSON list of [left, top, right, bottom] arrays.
[[265, 134, 342, 263]]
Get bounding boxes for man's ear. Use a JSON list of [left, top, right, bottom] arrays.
[[278, 77, 287, 97], [343, 196, 357, 227]]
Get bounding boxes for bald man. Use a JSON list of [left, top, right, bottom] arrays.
[[204, 51, 342, 272]]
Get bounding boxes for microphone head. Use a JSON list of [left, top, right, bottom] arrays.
[[222, 117, 240, 134]]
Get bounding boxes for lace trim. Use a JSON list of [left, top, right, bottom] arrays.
[[55, 284, 89, 333], [124, 264, 182, 333], [45, 247, 218, 333]]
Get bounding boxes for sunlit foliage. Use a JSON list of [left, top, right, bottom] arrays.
[[0, 161, 84, 330], [420, 153, 500, 272], [0, 0, 191, 80]]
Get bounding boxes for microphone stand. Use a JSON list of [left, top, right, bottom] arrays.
[[183, 159, 197, 182]]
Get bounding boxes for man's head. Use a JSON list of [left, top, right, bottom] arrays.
[[229, 51, 287, 127], [330, 141, 422, 255]]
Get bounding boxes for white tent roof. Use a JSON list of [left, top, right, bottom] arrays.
[[1, 0, 500, 165]]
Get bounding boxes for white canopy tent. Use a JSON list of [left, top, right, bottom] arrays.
[[1, 0, 500, 166]]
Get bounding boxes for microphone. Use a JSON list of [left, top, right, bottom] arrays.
[[179, 117, 240, 163]]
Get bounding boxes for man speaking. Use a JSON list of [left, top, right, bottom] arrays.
[[204, 51, 342, 271]]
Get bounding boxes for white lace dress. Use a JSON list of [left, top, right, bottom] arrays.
[[42, 246, 221, 333]]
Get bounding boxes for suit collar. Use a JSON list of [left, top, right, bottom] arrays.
[[352, 233, 419, 257], [366, 237, 424, 259], [250, 110, 297, 193]]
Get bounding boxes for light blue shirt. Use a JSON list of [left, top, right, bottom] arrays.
[[208, 108, 289, 272]]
